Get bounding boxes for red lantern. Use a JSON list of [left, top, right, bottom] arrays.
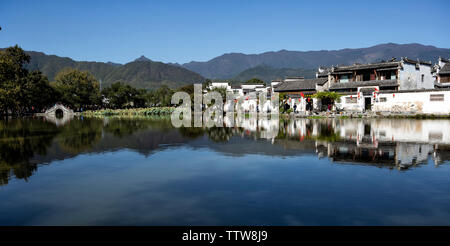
[[393, 93, 395, 98]]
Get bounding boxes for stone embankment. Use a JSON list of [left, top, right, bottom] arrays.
[[288, 111, 450, 119]]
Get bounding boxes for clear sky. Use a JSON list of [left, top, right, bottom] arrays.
[[1, 0, 449, 64]]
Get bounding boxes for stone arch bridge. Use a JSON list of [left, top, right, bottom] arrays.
[[44, 104, 74, 117]]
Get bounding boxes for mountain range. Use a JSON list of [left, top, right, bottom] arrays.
[[182, 43, 450, 79], [23, 52, 205, 89], [8, 43, 450, 89]]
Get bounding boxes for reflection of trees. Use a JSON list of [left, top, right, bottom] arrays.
[[316, 121, 340, 142], [1, 116, 180, 185], [178, 126, 235, 142], [178, 127, 205, 139], [0, 119, 60, 185], [206, 127, 234, 142], [56, 118, 103, 154], [276, 119, 340, 141], [103, 117, 172, 137]]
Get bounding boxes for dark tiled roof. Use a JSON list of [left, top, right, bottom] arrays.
[[360, 88, 376, 93], [402, 57, 432, 66], [439, 63, 450, 75], [333, 62, 400, 72], [274, 78, 328, 92], [272, 83, 281, 89], [242, 83, 265, 86], [329, 80, 398, 90]]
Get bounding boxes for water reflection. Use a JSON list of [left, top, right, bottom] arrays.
[[0, 119, 60, 185], [1, 116, 450, 185]]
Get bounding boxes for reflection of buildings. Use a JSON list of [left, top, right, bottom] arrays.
[[272, 118, 450, 169], [316, 141, 434, 170], [227, 116, 450, 169], [3, 116, 450, 185]]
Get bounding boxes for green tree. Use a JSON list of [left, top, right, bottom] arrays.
[[24, 71, 55, 112], [311, 91, 342, 103], [147, 85, 173, 107], [202, 79, 212, 90], [53, 68, 101, 110], [0, 45, 55, 115], [244, 78, 266, 86], [102, 81, 146, 109], [211, 87, 227, 102]]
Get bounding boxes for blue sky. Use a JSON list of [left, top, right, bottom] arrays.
[[1, 0, 449, 64]]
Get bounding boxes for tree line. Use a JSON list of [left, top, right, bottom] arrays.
[[0, 45, 198, 115]]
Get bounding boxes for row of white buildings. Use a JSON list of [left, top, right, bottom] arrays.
[[206, 57, 450, 115]]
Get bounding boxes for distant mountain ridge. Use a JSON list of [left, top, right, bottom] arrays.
[[8, 43, 450, 87], [182, 43, 450, 79], [233, 65, 316, 83], [22, 51, 204, 89]]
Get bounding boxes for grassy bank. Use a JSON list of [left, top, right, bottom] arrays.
[[82, 107, 175, 117]]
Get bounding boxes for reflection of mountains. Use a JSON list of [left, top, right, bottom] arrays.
[[2, 117, 450, 185]]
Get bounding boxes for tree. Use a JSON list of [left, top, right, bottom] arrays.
[[0, 45, 55, 115], [211, 87, 227, 102], [311, 91, 342, 103], [244, 78, 266, 86], [23, 71, 55, 112], [202, 79, 212, 90], [53, 68, 101, 110], [147, 85, 173, 107], [102, 82, 147, 108]]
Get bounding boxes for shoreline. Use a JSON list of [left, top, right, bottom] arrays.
[[19, 107, 450, 120]]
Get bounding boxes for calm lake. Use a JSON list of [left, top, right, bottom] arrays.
[[1, 116, 450, 225]]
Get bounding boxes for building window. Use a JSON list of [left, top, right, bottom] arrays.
[[430, 94, 444, 102], [340, 75, 349, 83], [345, 97, 357, 103], [421, 74, 424, 83], [391, 71, 396, 80], [379, 97, 387, 102]]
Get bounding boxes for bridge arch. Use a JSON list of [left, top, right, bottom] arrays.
[[44, 104, 74, 117]]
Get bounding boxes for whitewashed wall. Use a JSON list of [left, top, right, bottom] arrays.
[[337, 90, 450, 114], [399, 63, 434, 90], [336, 94, 364, 112], [373, 90, 450, 114]]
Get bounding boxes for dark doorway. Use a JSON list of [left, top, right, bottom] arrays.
[[321, 98, 332, 111], [55, 108, 64, 119], [364, 124, 371, 136], [305, 98, 313, 111], [364, 98, 372, 111]]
